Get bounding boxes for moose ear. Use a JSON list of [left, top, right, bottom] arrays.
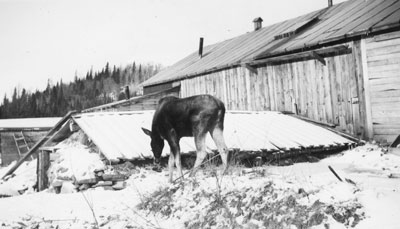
[[142, 127, 152, 136]]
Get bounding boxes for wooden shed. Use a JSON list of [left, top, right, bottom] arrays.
[[0, 117, 61, 166], [141, 0, 400, 143]]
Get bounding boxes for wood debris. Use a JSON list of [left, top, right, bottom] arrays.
[[54, 168, 130, 193]]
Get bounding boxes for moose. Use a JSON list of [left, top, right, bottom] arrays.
[[142, 94, 229, 183]]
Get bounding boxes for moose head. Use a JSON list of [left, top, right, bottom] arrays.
[[142, 127, 164, 164]]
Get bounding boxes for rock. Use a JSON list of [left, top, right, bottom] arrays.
[[60, 182, 77, 194], [92, 181, 113, 188], [94, 168, 105, 173], [52, 180, 63, 187], [103, 186, 114, 191], [57, 176, 74, 181], [79, 184, 90, 191], [92, 186, 106, 191], [95, 171, 105, 178], [17, 187, 28, 195], [112, 181, 126, 190], [152, 165, 162, 173], [76, 178, 98, 185], [57, 167, 69, 173], [52, 180, 63, 194], [102, 174, 127, 181]]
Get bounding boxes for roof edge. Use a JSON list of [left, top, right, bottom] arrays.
[[255, 23, 400, 61], [143, 61, 244, 88], [83, 86, 179, 112], [143, 0, 400, 88], [144, 24, 400, 88], [0, 127, 53, 132]]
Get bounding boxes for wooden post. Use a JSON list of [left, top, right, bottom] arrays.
[[311, 51, 326, 65], [360, 39, 374, 140], [37, 149, 50, 191], [328, 165, 343, 182]]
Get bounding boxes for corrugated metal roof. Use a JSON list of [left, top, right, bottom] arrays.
[[143, 0, 400, 87], [270, 0, 400, 55], [0, 117, 61, 130], [72, 111, 353, 161]]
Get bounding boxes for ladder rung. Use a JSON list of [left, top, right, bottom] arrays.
[[18, 144, 28, 149], [14, 137, 25, 141]]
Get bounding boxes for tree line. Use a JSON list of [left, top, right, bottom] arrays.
[[0, 62, 162, 118]]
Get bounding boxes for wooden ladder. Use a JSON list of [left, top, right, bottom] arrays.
[[13, 132, 30, 157], [2, 111, 77, 180]]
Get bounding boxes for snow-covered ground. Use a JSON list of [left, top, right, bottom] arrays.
[[0, 143, 400, 228]]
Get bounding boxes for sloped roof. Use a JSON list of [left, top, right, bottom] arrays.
[[72, 111, 354, 161], [143, 0, 400, 87], [0, 117, 62, 131]]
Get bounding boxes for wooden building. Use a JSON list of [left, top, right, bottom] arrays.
[[0, 117, 61, 166], [141, 0, 400, 143], [82, 86, 179, 113]]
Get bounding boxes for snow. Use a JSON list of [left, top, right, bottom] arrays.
[[0, 143, 400, 228], [47, 142, 106, 188], [0, 160, 36, 196], [0, 117, 61, 129]]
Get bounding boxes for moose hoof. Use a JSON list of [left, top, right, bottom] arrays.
[[152, 165, 162, 173]]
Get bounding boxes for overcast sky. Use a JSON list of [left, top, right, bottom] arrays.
[[0, 0, 347, 98]]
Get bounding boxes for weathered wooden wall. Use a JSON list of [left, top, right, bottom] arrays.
[[365, 31, 400, 143], [0, 131, 45, 166], [181, 44, 366, 138]]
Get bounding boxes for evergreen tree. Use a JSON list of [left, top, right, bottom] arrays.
[[111, 65, 120, 84], [138, 64, 143, 82], [29, 93, 37, 117], [1, 94, 9, 118], [10, 87, 18, 117], [0, 61, 162, 117], [104, 62, 110, 78], [121, 69, 127, 86], [19, 88, 28, 117], [57, 79, 67, 115], [86, 71, 93, 81], [131, 62, 136, 83]]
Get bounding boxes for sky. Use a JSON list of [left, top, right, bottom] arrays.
[[0, 0, 347, 99]]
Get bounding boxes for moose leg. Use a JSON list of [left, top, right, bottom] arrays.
[[168, 151, 175, 183], [167, 129, 182, 183], [190, 133, 207, 177], [211, 127, 229, 174], [173, 145, 184, 182]]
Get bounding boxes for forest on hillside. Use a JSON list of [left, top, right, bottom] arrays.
[[0, 62, 162, 119]]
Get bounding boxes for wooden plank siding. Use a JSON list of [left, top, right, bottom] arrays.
[[1, 131, 46, 166], [181, 48, 365, 138], [366, 31, 400, 143]]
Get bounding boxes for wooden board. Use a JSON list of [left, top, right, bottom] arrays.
[[371, 96, 400, 104], [37, 150, 50, 191], [374, 134, 398, 143], [180, 50, 362, 138], [366, 32, 400, 142]]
